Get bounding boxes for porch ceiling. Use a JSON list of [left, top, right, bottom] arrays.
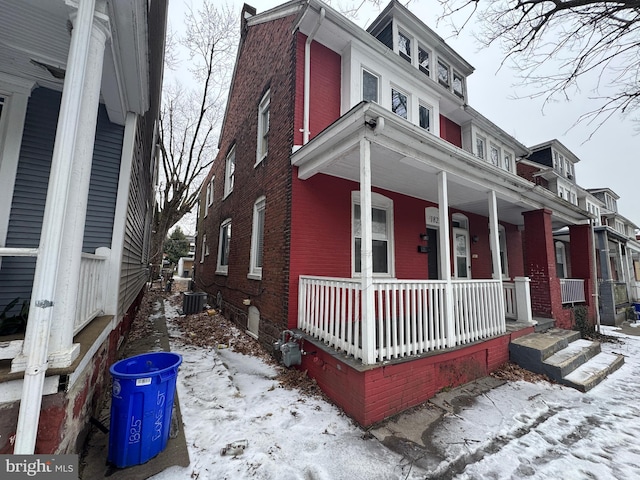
[[0, 0, 149, 125], [292, 103, 590, 229]]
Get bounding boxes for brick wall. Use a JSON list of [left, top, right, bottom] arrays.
[[301, 331, 524, 426], [522, 209, 562, 320], [516, 162, 549, 188], [195, 15, 301, 347], [439, 115, 462, 148]]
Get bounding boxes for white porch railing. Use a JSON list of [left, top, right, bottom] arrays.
[[74, 250, 109, 334], [560, 278, 586, 304], [503, 282, 516, 319], [298, 276, 507, 363]]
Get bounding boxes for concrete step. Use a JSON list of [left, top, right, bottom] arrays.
[[562, 352, 625, 392], [542, 339, 601, 382], [509, 328, 581, 375], [533, 317, 555, 332]]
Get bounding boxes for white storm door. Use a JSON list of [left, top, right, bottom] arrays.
[[453, 228, 471, 279]]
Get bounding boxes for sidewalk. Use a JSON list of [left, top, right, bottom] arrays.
[[79, 285, 190, 480]]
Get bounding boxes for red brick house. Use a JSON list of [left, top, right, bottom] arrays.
[[195, 0, 595, 426]]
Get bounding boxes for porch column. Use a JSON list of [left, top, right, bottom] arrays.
[[13, 0, 102, 454], [438, 171, 455, 346], [359, 138, 375, 365], [488, 190, 501, 281], [48, 6, 111, 367], [522, 209, 562, 320]]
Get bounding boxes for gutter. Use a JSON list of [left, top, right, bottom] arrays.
[[302, 6, 325, 144]]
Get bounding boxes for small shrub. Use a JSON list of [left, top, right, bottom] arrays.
[[573, 305, 593, 338]]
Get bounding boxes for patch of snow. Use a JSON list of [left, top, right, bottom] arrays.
[[151, 304, 640, 480]]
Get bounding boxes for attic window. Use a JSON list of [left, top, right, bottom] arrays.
[[437, 61, 449, 87], [453, 72, 464, 97], [418, 45, 430, 76], [398, 31, 411, 62]]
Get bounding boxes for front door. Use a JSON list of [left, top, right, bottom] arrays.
[[427, 228, 439, 279], [453, 228, 471, 278]]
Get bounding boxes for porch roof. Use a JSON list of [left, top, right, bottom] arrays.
[[0, 0, 150, 125], [291, 102, 590, 228]]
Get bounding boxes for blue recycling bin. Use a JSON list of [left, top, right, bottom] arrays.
[[108, 352, 182, 468]]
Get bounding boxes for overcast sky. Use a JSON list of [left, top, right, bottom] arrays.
[[168, 0, 639, 227]]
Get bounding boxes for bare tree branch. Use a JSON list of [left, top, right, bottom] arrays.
[[438, 0, 640, 129]]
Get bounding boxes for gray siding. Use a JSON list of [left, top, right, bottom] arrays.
[[0, 87, 124, 314]]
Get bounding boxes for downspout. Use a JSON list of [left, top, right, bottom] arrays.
[[591, 223, 601, 332], [302, 7, 325, 145]]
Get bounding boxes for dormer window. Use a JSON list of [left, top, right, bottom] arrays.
[[398, 31, 411, 62], [452, 71, 464, 97], [437, 60, 450, 87], [418, 45, 430, 76]]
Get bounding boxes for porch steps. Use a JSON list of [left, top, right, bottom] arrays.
[[532, 316, 555, 333], [509, 328, 624, 392]]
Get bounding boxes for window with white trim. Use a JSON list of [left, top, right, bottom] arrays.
[[352, 192, 394, 276], [418, 102, 431, 131], [398, 31, 411, 62], [489, 144, 500, 167], [362, 69, 379, 103], [224, 147, 235, 198], [476, 135, 486, 160], [391, 87, 408, 119], [257, 91, 270, 164], [249, 196, 266, 279], [205, 176, 214, 216], [418, 45, 431, 76], [437, 60, 450, 87], [217, 219, 232, 274], [452, 71, 464, 97], [503, 153, 512, 172], [555, 241, 567, 278], [200, 234, 208, 263]]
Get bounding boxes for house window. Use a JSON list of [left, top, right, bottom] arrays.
[[200, 234, 208, 263], [398, 31, 411, 62], [362, 69, 379, 103], [391, 88, 408, 119], [555, 241, 567, 278], [489, 144, 500, 167], [418, 45, 430, 76], [476, 136, 486, 160], [205, 177, 214, 215], [223, 147, 235, 198], [452, 72, 464, 97], [352, 192, 394, 276], [249, 196, 266, 279], [257, 91, 270, 164], [504, 153, 512, 172], [437, 60, 450, 87], [419, 103, 431, 131], [217, 219, 232, 274]]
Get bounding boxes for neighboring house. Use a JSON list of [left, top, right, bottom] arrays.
[[524, 139, 640, 325], [195, 0, 595, 426], [0, 0, 167, 454], [587, 188, 640, 324], [177, 236, 196, 277]]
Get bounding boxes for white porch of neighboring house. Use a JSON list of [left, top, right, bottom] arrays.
[[0, 0, 155, 454], [291, 102, 591, 366]]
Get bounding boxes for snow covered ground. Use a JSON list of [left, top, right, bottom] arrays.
[[150, 296, 640, 480]]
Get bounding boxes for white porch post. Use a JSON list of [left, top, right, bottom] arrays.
[[48, 7, 111, 367], [514, 277, 533, 323], [488, 190, 501, 281], [13, 0, 101, 454], [360, 137, 376, 365], [438, 171, 455, 346]]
